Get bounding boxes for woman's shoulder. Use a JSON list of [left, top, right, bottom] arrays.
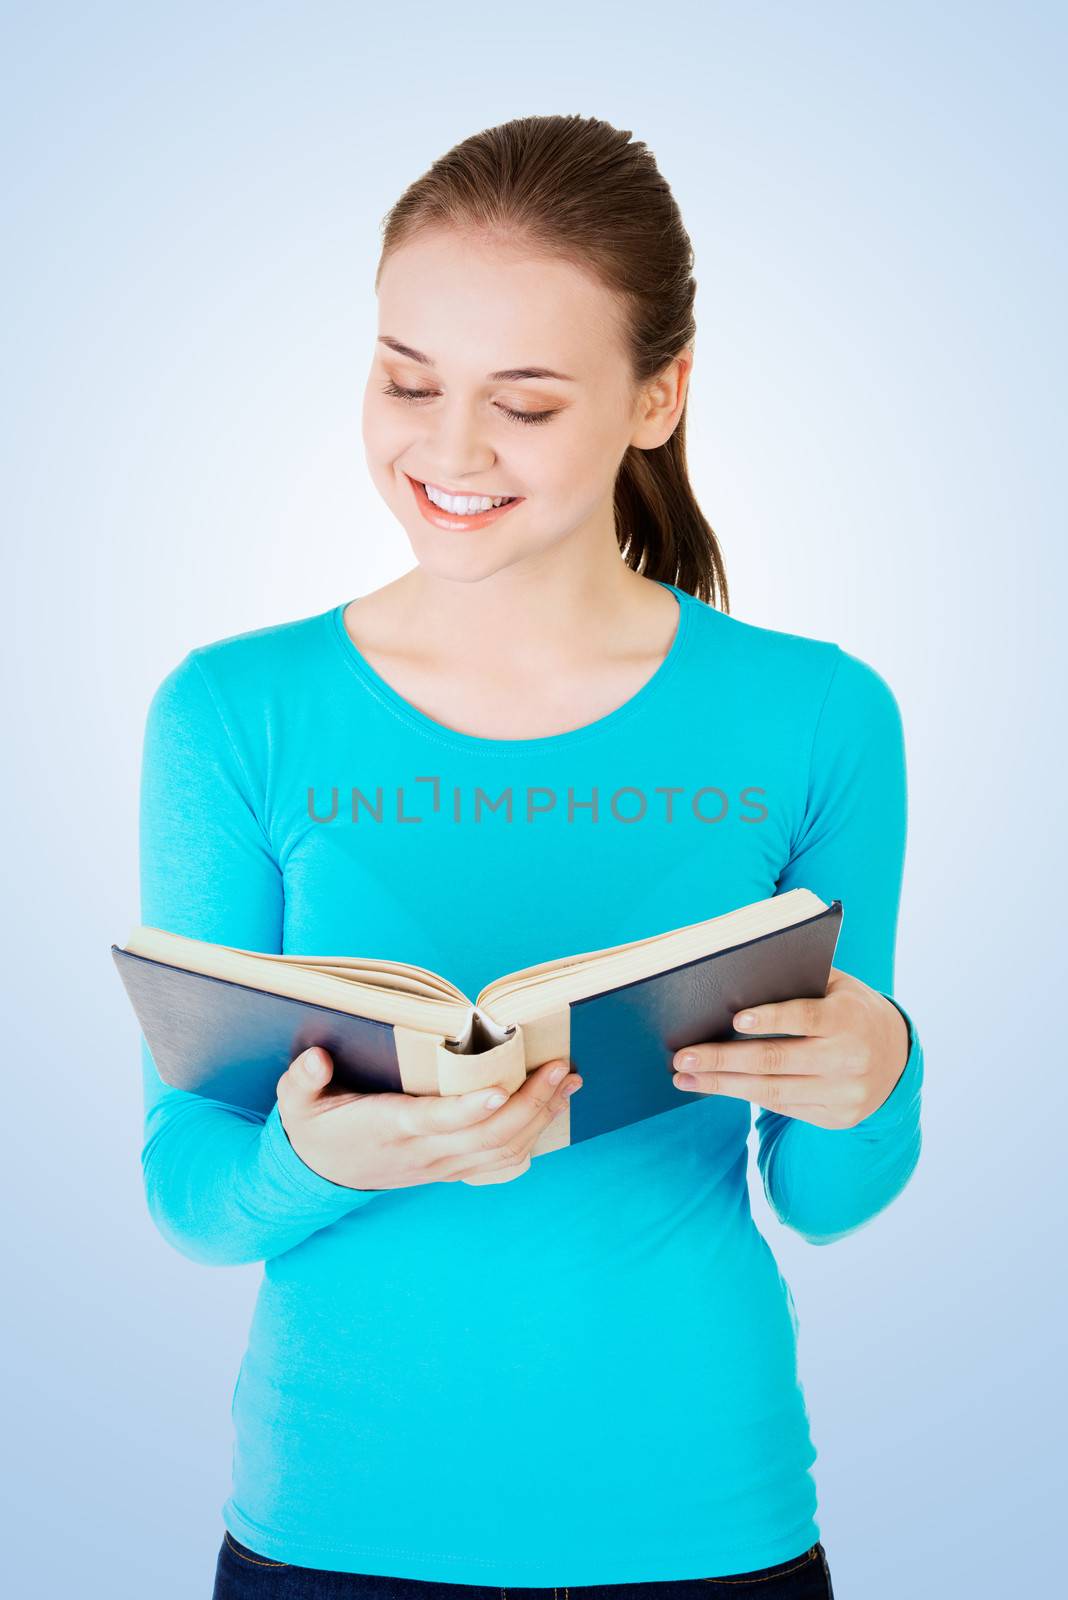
[[682, 592, 904, 727], [141, 605, 345, 805], [148, 603, 337, 712]]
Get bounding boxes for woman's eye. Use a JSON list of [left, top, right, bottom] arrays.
[[379, 380, 556, 427]]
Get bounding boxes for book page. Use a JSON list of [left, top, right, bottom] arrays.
[[476, 889, 828, 1022]]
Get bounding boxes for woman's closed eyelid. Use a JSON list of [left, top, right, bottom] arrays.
[[379, 378, 562, 425], [381, 364, 568, 405]]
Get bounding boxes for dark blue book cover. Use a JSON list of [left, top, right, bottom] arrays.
[[113, 894, 842, 1150]]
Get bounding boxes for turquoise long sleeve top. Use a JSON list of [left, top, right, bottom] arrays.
[[136, 580, 924, 1584]]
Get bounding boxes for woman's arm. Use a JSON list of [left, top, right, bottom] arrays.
[[754, 646, 925, 1246], [137, 652, 380, 1267]]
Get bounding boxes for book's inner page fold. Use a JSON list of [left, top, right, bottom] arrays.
[[304, 960, 460, 999], [121, 927, 474, 1034], [122, 889, 828, 1047], [476, 888, 828, 1024]]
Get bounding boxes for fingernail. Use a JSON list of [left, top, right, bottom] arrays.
[[735, 1013, 756, 1030], [548, 1064, 566, 1085], [675, 1051, 699, 1068], [302, 1051, 321, 1075], [563, 1081, 580, 1098], [485, 1091, 507, 1109]]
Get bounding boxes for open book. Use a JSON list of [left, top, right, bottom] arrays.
[[113, 888, 842, 1166]]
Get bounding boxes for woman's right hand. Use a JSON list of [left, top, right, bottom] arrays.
[[275, 1047, 582, 1190]]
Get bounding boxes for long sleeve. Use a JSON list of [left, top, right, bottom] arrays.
[[137, 652, 380, 1267], [755, 646, 925, 1246]]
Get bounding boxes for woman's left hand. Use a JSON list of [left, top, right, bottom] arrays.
[[671, 967, 911, 1129]]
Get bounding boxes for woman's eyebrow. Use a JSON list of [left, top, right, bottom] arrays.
[[377, 335, 575, 383]]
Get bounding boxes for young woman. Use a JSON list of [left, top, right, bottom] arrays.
[[137, 115, 923, 1600]]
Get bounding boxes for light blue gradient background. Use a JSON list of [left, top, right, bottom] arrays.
[[4, 3, 1063, 1595]]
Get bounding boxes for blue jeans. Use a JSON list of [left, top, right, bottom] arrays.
[[212, 1532, 836, 1599]]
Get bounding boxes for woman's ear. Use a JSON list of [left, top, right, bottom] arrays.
[[630, 347, 693, 450]]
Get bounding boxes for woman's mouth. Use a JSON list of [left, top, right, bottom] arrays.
[[406, 474, 525, 531]]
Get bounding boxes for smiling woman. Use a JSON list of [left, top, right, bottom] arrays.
[[127, 113, 923, 1600], [357, 169, 728, 606]]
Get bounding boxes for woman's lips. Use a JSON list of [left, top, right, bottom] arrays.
[[406, 473, 524, 531]]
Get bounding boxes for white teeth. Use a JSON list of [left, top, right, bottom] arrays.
[[422, 482, 516, 515]]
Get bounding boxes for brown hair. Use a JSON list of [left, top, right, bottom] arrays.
[[375, 114, 729, 612]]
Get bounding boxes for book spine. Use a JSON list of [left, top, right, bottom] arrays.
[[435, 1021, 526, 1096]]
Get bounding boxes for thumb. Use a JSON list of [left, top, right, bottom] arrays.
[[291, 1046, 332, 1092]]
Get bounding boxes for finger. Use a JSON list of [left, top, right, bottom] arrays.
[[673, 1035, 816, 1080], [428, 1090, 569, 1181], [276, 1046, 334, 1107], [391, 1081, 515, 1138], [415, 1057, 575, 1162], [673, 1067, 826, 1116], [732, 993, 832, 1039], [392, 1057, 570, 1141], [419, 1062, 579, 1173]]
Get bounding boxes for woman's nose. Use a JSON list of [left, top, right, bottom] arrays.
[[424, 402, 497, 477]]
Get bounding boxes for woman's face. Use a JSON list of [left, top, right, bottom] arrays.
[[362, 228, 662, 583]]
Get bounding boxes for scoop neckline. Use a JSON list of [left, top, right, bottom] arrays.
[[328, 580, 694, 756]]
